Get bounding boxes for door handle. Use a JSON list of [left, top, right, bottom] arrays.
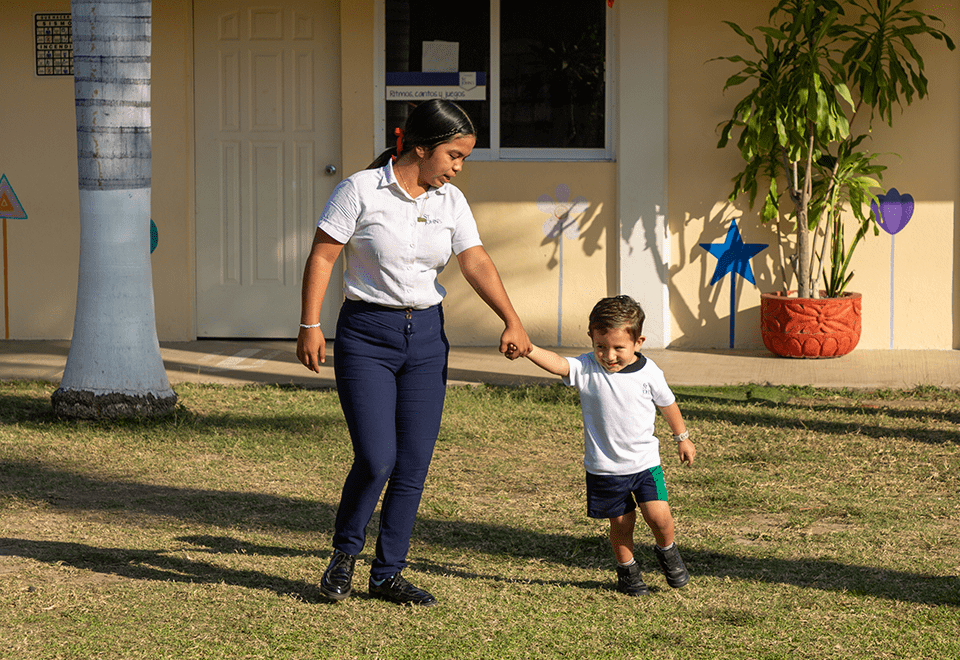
[[325, 164, 337, 176]]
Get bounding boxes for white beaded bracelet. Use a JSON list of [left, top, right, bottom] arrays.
[[673, 430, 690, 442], [299, 323, 321, 329]]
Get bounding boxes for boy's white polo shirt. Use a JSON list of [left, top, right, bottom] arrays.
[[317, 160, 482, 309], [564, 353, 677, 476]]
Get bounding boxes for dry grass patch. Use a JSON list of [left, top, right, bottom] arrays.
[[1, 380, 958, 659]]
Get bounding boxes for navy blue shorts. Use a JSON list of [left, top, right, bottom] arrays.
[[586, 466, 669, 519]]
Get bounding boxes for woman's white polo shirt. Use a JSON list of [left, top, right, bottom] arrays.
[[317, 160, 482, 309]]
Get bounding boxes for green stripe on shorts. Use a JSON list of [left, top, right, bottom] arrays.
[[650, 465, 668, 501]]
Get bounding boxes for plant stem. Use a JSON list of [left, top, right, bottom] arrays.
[[796, 128, 816, 298]]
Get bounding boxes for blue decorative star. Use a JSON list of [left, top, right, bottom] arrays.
[[700, 219, 768, 285]]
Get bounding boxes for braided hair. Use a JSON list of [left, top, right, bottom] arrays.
[[368, 99, 476, 169]]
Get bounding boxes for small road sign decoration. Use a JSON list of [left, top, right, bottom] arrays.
[[0, 174, 27, 339], [0, 175, 27, 220]]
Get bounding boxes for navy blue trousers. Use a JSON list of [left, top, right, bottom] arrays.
[[332, 299, 449, 579]]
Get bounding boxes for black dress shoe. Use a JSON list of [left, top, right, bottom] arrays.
[[369, 572, 437, 607], [320, 549, 356, 601]]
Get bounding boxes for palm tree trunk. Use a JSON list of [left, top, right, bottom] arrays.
[[52, 0, 175, 418]]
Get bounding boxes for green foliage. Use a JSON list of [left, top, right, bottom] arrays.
[[715, 0, 954, 298]]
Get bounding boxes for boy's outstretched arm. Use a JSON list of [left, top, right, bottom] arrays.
[[524, 344, 571, 378], [659, 402, 696, 466]]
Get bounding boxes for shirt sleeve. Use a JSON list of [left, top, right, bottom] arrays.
[[561, 354, 587, 387], [448, 186, 483, 255], [316, 176, 361, 244], [648, 363, 677, 408]]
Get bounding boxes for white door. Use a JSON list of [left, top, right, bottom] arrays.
[[195, 0, 342, 337]]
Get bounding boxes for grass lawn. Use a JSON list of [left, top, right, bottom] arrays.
[[0, 380, 958, 659]]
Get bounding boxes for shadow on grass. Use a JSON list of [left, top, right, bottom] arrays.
[[0, 390, 58, 425], [681, 549, 960, 607], [2, 526, 955, 607], [1, 431, 956, 608], [409, 551, 960, 605], [409, 519, 960, 607], [674, 395, 960, 445], [4, 383, 957, 445], [176, 534, 325, 557], [0, 383, 348, 437], [1, 455, 955, 608], [469, 385, 960, 445], [0, 537, 330, 604], [0, 459, 338, 533]]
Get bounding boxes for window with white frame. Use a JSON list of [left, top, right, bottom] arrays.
[[380, 0, 612, 161]]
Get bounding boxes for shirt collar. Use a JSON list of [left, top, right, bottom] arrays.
[[621, 352, 647, 373], [380, 160, 449, 196], [589, 351, 647, 374]]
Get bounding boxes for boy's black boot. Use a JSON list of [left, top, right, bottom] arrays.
[[320, 549, 356, 600], [616, 562, 651, 596], [654, 544, 690, 588]]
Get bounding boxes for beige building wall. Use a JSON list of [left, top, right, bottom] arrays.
[[443, 162, 617, 348], [668, 0, 960, 350], [1, 0, 957, 350], [2, 3, 79, 339], [151, 2, 195, 340], [1, 1, 195, 340]]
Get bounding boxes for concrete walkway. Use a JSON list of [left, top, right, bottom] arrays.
[[1, 339, 957, 390]]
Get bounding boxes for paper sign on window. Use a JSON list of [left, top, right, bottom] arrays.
[[422, 41, 458, 73]]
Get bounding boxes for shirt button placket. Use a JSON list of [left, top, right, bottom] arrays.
[[409, 199, 417, 250]]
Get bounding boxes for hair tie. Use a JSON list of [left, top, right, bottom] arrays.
[[393, 127, 404, 161]]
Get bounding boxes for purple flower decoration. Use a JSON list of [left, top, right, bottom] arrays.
[[538, 184, 587, 240], [871, 188, 914, 236], [871, 187, 915, 348], [537, 184, 589, 346]]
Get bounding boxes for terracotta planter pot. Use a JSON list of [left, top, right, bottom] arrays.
[[760, 291, 862, 358]]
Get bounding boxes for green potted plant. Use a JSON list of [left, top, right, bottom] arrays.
[[715, 0, 953, 357]]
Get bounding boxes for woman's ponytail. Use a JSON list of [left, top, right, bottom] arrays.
[[366, 99, 476, 170]]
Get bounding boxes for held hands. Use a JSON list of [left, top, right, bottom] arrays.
[[296, 326, 326, 373], [503, 342, 532, 360], [501, 326, 532, 360]]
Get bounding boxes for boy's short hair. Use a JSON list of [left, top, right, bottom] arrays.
[[588, 295, 645, 340]]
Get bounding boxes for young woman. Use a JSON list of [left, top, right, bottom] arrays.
[[297, 99, 531, 606]]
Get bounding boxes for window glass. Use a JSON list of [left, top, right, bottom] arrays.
[[500, 2, 606, 149], [384, 0, 491, 149], [382, 0, 607, 157]]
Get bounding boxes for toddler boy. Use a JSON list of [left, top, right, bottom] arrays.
[[518, 295, 695, 595]]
